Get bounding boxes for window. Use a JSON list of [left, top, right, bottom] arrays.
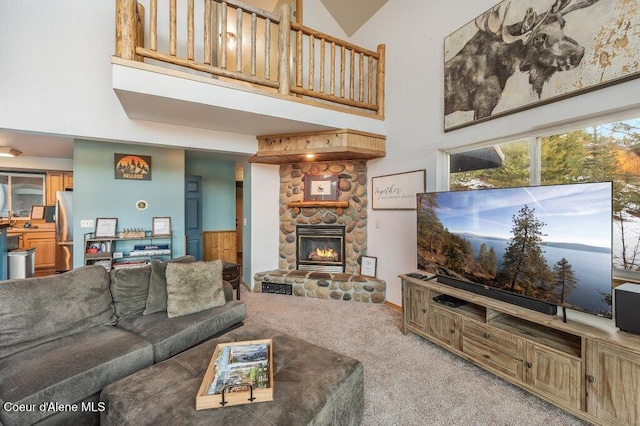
[[0, 173, 45, 219], [448, 118, 640, 277]]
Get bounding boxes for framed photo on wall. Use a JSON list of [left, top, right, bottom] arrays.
[[444, 0, 640, 131], [304, 174, 338, 201], [360, 256, 377, 278], [95, 218, 118, 238], [30, 205, 45, 220], [152, 217, 172, 237]]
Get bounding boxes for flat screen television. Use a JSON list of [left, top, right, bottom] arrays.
[[417, 182, 613, 319]]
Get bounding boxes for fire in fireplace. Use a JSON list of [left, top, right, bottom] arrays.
[[296, 225, 346, 273]]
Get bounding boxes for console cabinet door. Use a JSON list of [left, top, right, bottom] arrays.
[[524, 342, 582, 411], [428, 305, 461, 350], [404, 282, 429, 333], [586, 339, 640, 425]]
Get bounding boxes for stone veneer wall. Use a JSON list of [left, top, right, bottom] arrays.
[[279, 160, 368, 274]]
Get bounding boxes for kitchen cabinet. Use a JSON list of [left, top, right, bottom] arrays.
[[45, 171, 73, 205], [7, 226, 56, 276]]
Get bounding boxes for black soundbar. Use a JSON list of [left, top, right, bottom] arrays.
[[436, 275, 558, 316]]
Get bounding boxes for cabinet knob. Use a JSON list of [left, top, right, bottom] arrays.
[[587, 375, 595, 383], [450, 329, 455, 334], [484, 354, 490, 359], [526, 362, 532, 369], [484, 333, 490, 339], [422, 309, 427, 313]]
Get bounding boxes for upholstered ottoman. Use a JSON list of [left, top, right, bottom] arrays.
[[100, 326, 364, 425]]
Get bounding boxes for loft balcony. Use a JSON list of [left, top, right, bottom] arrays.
[[113, 0, 386, 162]]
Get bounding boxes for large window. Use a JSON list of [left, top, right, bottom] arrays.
[[448, 118, 640, 276], [0, 173, 45, 219]]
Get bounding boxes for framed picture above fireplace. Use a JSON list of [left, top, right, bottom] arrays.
[[304, 174, 338, 202]]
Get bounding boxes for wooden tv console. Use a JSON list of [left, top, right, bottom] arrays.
[[400, 275, 640, 426]]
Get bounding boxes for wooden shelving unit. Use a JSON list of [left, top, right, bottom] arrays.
[[84, 231, 172, 269]]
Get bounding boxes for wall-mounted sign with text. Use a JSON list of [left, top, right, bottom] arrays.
[[114, 153, 152, 181], [371, 169, 426, 210]]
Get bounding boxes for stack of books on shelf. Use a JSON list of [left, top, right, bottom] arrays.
[[93, 260, 112, 271], [129, 244, 171, 257]]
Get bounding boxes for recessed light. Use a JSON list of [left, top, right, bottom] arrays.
[[0, 148, 21, 158], [305, 153, 315, 159]]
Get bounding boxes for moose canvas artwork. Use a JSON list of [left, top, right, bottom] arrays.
[[444, 0, 640, 131]]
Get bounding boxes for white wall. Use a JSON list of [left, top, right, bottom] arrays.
[[248, 163, 280, 288], [0, 1, 256, 154], [344, 0, 640, 306]]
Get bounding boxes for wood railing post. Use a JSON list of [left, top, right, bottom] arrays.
[[135, 3, 145, 61], [277, 3, 291, 95], [376, 44, 385, 117], [115, 0, 137, 60]]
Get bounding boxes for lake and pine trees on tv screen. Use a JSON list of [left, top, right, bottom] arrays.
[[417, 182, 613, 318]]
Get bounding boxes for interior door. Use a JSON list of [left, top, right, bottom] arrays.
[[185, 175, 203, 260]]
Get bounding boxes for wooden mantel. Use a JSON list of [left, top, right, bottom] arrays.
[[250, 129, 386, 164]]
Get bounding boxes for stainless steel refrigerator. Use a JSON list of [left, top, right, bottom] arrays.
[[55, 191, 73, 272]]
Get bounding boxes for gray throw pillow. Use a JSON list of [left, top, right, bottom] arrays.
[[143, 255, 197, 315], [165, 260, 225, 318]]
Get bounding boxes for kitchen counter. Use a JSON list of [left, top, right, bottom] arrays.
[[6, 223, 57, 276]]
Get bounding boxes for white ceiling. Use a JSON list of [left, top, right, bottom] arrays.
[[0, 130, 74, 159], [320, 0, 388, 37]]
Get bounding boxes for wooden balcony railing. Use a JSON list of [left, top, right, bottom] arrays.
[[115, 0, 385, 117]]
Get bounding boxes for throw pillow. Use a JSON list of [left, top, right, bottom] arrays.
[[143, 255, 196, 315], [143, 260, 169, 315], [165, 260, 225, 318]]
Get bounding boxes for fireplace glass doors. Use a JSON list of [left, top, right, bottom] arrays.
[[296, 225, 346, 273]]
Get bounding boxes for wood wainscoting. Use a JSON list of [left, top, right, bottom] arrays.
[[203, 230, 237, 263]]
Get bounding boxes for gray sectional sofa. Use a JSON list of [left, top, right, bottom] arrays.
[[0, 257, 246, 425]]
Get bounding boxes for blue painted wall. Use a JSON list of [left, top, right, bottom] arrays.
[[185, 156, 236, 231], [73, 139, 185, 268]]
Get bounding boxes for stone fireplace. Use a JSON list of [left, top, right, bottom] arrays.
[[296, 225, 346, 273], [254, 160, 386, 303]]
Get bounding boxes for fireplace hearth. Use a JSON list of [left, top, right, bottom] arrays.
[[296, 225, 346, 273]]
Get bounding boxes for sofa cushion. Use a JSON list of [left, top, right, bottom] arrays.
[[0, 326, 154, 425], [0, 265, 115, 359], [165, 260, 225, 318], [115, 300, 246, 362], [144, 255, 196, 315], [110, 266, 152, 319]]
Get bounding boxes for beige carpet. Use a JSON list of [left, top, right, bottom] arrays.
[[241, 289, 587, 426]]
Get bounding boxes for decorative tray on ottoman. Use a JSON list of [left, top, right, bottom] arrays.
[[196, 339, 274, 410]]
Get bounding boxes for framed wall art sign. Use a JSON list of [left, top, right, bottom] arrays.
[[304, 174, 338, 201], [444, 0, 640, 131], [152, 217, 172, 237], [114, 153, 152, 180], [360, 255, 377, 278], [372, 169, 426, 210], [95, 218, 118, 238]]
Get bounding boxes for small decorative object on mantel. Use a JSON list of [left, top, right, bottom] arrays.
[[114, 153, 152, 180], [304, 174, 339, 202], [119, 228, 146, 238], [360, 255, 377, 278]]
